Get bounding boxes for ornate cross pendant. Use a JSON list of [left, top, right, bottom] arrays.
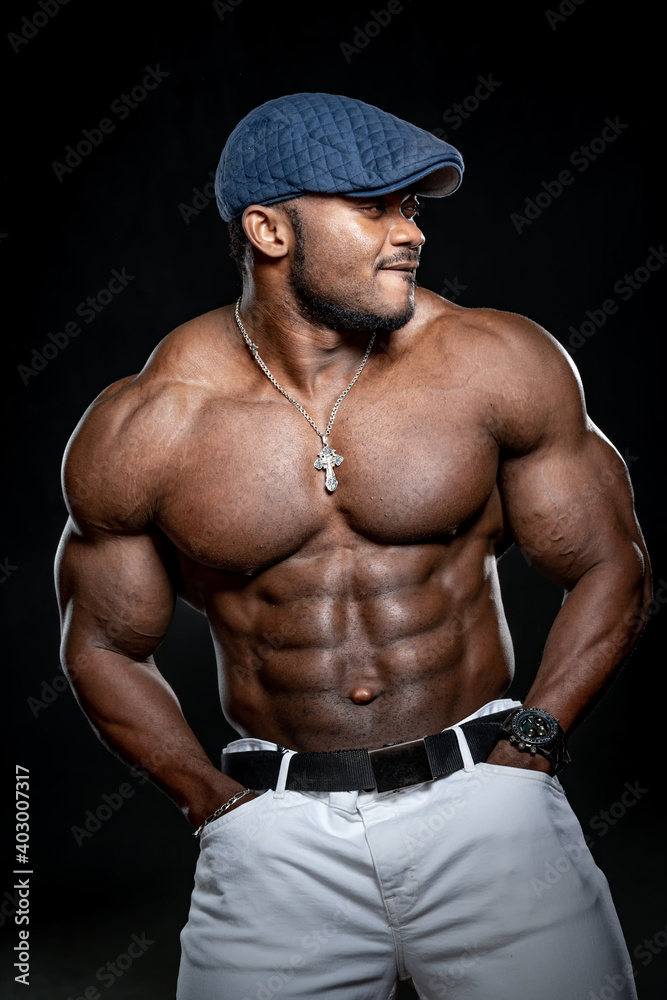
[[314, 438, 343, 492]]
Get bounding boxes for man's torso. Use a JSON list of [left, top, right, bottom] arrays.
[[69, 290, 547, 750]]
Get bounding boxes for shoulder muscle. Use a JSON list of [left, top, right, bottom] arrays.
[[457, 306, 589, 455], [61, 309, 233, 534]]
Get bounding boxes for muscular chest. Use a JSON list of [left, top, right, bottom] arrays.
[[156, 383, 502, 573]]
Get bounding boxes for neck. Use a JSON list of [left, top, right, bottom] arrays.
[[236, 278, 379, 398]]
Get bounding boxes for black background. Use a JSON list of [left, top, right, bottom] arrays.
[[2, 1, 665, 997]]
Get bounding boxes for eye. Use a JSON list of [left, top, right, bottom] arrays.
[[403, 203, 421, 219]]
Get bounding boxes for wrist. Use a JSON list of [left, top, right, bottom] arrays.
[[487, 739, 552, 772], [182, 774, 250, 830], [496, 706, 571, 775], [192, 788, 256, 838]]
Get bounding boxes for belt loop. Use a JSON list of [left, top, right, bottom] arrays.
[[451, 725, 476, 772], [273, 749, 297, 798]]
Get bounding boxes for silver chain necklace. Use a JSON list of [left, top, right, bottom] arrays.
[[234, 299, 376, 492]]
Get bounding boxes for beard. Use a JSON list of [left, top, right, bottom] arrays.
[[285, 206, 416, 336]]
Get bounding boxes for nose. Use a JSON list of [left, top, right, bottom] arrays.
[[389, 214, 425, 250]]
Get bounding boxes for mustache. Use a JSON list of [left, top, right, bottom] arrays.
[[376, 250, 422, 271]]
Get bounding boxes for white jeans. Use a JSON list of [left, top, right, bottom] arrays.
[[177, 699, 637, 1000]]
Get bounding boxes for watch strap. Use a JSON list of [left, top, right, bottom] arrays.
[[497, 708, 571, 775]]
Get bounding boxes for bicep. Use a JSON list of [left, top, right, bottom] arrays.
[[499, 422, 647, 590], [56, 518, 177, 667]]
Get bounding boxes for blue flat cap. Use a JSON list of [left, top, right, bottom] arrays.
[[215, 92, 464, 222]]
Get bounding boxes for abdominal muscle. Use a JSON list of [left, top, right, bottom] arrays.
[[204, 535, 515, 751]]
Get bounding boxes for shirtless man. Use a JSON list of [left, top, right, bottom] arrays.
[[56, 94, 650, 999]]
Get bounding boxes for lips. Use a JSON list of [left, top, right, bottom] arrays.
[[380, 261, 419, 273]]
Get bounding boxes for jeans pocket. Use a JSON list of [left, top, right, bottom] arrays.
[[476, 761, 565, 793], [199, 789, 271, 843]]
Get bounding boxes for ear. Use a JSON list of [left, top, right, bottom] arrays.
[[242, 205, 292, 259]]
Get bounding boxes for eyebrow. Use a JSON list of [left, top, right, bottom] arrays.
[[354, 195, 421, 205]]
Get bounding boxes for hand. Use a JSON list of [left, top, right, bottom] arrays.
[[485, 739, 552, 774]]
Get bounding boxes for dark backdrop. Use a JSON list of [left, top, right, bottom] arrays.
[[3, 2, 665, 998]]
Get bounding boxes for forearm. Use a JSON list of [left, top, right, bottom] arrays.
[[64, 646, 245, 828], [521, 552, 652, 732]]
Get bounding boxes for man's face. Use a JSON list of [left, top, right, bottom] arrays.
[[283, 190, 425, 336]]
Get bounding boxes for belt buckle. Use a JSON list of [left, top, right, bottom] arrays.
[[368, 737, 433, 792]]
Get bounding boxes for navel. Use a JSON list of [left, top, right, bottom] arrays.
[[348, 687, 376, 705]]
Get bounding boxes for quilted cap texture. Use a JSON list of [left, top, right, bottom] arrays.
[[215, 92, 464, 222]]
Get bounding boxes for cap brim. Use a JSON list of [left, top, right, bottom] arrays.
[[349, 162, 462, 199]]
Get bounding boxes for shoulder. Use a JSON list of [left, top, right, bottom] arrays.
[[416, 287, 577, 375], [414, 288, 588, 451], [62, 306, 236, 533]]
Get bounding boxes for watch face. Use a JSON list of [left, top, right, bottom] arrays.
[[511, 710, 558, 745]]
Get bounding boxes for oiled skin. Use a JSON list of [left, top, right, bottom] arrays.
[[56, 287, 650, 827], [170, 292, 513, 749]]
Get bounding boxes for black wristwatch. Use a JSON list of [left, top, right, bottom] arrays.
[[497, 707, 571, 775]]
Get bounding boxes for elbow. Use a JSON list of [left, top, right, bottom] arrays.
[[625, 540, 652, 634], [632, 539, 652, 601]]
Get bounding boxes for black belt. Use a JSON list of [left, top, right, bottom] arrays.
[[221, 710, 508, 793]]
